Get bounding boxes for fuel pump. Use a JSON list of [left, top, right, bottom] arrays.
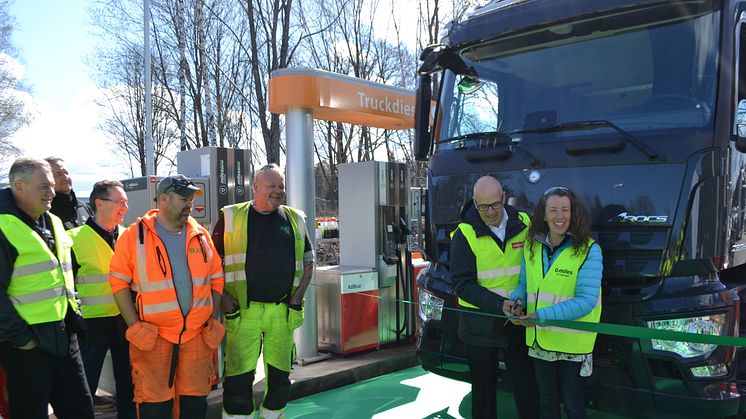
[[120, 147, 250, 232]]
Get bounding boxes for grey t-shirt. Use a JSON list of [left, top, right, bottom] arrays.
[[155, 219, 192, 316]]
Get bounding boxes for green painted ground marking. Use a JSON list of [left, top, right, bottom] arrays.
[[287, 367, 633, 419]]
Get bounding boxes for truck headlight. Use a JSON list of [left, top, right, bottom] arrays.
[[646, 314, 725, 358], [690, 363, 728, 378], [418, 290, 444, 322]]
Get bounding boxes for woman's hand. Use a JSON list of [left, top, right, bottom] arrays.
[[516, 312, 537, 327], [502, 299, 515, 317], [502, 299, 524, 325]]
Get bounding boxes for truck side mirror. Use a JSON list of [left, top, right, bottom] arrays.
[[414, 74, 433, 160], [736, 99, 746, 152]]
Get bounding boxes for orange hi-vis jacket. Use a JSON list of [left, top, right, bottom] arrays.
[[109, 210, 224, 344]]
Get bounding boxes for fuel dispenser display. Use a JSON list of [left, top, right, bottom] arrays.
[[120, 147, 250, 232], [120, 175, 210, 228], [177, 147, 251, 231]]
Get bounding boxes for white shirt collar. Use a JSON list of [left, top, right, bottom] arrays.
[[487, 208, 509, 242]]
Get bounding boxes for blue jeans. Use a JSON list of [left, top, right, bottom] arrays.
[[532, 357, 587, 419], [81, 341, 136, 419]]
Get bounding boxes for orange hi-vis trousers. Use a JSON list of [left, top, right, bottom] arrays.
[[130, 330, 216, 404]]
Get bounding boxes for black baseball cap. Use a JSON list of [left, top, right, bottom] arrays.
[[156, 175, 204, 197]]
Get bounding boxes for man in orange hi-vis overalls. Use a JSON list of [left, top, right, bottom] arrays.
[[109, 175, 224, 419]]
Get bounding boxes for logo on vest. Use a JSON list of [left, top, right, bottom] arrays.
[[554, 267, 573, 277], [189, 247, 204, 255], [512, 242, 524, 249]]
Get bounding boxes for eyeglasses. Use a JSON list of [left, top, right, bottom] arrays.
[[475, 200, 503, 212], [543, 186, 571, 196], [101, 198, 129, 207]]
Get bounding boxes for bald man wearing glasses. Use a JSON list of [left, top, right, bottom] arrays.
[[449, 175, 539, 419]]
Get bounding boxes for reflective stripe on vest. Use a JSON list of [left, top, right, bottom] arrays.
[[69, 224, 122, 319], [0, 213, 77, 325], [452, 212, 530, 308], [110, 211, 218, 344], [525, 239, 602, 354], [134, 223, 215, 316], [222, 202, 306, 308]]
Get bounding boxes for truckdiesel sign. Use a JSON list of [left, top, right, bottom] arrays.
[[268, 67, 415, 130]]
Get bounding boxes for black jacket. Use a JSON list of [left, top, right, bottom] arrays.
[[71, 218, 128, 346], [450, 200, 529, 347], [0, 188, 79, 356], [50, 190, 92, 230]]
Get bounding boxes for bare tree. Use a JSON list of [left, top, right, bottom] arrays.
[[86, 0, 464, 182], [0, 56, 28, 155], [196, 0, 215, 146], [176, 0, 187, 150], [0, 0, 31, 177], [95, 45, 177, 176], [241, 0, 301, 164]]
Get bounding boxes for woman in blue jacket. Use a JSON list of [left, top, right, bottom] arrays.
[[506, 186, 602, 419]]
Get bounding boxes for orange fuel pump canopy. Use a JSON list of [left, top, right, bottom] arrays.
[[268, 68, 415, 130]]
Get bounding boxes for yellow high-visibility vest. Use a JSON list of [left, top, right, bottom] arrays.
[[525, 239, 602, 354], [222, 201, 306, 308], [69, 224, 123, 319], [452, 212, 530, 308], [0, 213, 77, 324]]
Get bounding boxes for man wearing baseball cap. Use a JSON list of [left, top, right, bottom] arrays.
[[109, 175, 224, 419]]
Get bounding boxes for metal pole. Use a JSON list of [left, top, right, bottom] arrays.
[[286, 107, 328, 364], [144, 0, 154, 175]]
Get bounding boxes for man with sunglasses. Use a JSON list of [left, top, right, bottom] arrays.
[[109, 175, 224, 419], [45, 157, 93, 230], [449, 175, 538, 419], [69, 180, 135, 418], [0, 157, 94, 419]]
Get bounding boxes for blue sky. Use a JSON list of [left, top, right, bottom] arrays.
[[9, 0, 132, 194], [11, 0, 93, 110]]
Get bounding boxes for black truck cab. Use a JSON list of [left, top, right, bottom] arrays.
[[414, 1, 746, 417]]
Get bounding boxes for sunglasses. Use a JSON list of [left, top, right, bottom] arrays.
[[543, 186, 572, 196], [38, 227, 56, 249], [164, 178, 195, 193]]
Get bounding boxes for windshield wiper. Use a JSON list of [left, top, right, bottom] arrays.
[[509, 120, 662, 161], [438, 130, 513, 146]]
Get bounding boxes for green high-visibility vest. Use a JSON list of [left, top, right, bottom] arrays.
[[0, 212, 78, 324], [525, 238, 602, 354], [69, 224, 122, 319], [222, 201, 306, 308], [452, 212, 530, 308]]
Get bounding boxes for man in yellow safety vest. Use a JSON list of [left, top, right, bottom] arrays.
[[212, 164, 314, 419], [449, 175, 539, 419], [69, 180, 135, 418], [0, 157, 94, 419]]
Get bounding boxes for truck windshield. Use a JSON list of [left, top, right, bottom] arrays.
[[438, 6, 720, 148]]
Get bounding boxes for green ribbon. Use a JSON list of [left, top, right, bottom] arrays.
[[353, 290, 746, 347]]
